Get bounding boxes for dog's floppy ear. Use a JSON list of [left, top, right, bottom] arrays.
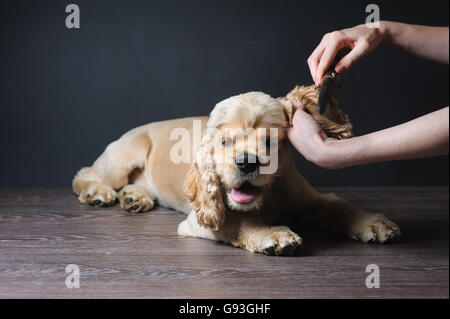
[[286, 85, 354, 139], [184, 128, 226, 231], [277, 97, 294, 127]]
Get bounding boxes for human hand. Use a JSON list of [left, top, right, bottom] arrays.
[[288, 101, 449, 169], [307, 24, 386, 86], [287, 100, 337, 168], [287, 99, 362, 169]]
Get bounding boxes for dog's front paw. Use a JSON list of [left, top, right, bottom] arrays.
[[78, 182, 116, 207], [259, 228, 303, 256], [351, 214, 401, 244], [118, 185, 154, 213]]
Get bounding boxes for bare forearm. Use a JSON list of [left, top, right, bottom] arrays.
[[381, 21, 449, 64], [323, 107, 449, 168]]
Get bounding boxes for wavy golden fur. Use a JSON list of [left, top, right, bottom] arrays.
[[287, 85, 354, 139], [184, 129, 226, 231]]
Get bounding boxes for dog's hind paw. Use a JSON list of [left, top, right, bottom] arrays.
[[351, 214, 401, 244]]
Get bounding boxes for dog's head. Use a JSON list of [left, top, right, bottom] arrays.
[[184, 92, 293, 230]]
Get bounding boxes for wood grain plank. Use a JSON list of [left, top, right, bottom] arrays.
[[0, 187, 448, 298]]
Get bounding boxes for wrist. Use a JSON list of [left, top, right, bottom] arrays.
[[318, 137, 366, 169], [379, 21, 393, 46], [310, 138, 348, 169]]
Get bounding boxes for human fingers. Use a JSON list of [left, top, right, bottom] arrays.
[[335, 39, 370, 73], [290, 99, 305, 111], [316, 36, 343, 85], [307, 43, 325, 85]]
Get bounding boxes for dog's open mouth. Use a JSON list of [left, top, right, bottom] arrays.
[[230, 182, 262, 204]]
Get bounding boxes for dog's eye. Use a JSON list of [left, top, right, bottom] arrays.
[[222, 137, 233, 147]]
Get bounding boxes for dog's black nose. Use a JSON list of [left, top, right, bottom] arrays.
[[235, 153, 259, 174]]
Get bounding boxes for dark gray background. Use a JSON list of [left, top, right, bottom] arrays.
[[0, 0, 448, 187]]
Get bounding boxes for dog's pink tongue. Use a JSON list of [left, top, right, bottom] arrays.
[[231, 188, 257, 203]]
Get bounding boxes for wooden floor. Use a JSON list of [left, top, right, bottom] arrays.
[[0, 187, 448, 299]]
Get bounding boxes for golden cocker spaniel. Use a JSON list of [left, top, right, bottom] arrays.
[[73, 85, 400, 255]]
